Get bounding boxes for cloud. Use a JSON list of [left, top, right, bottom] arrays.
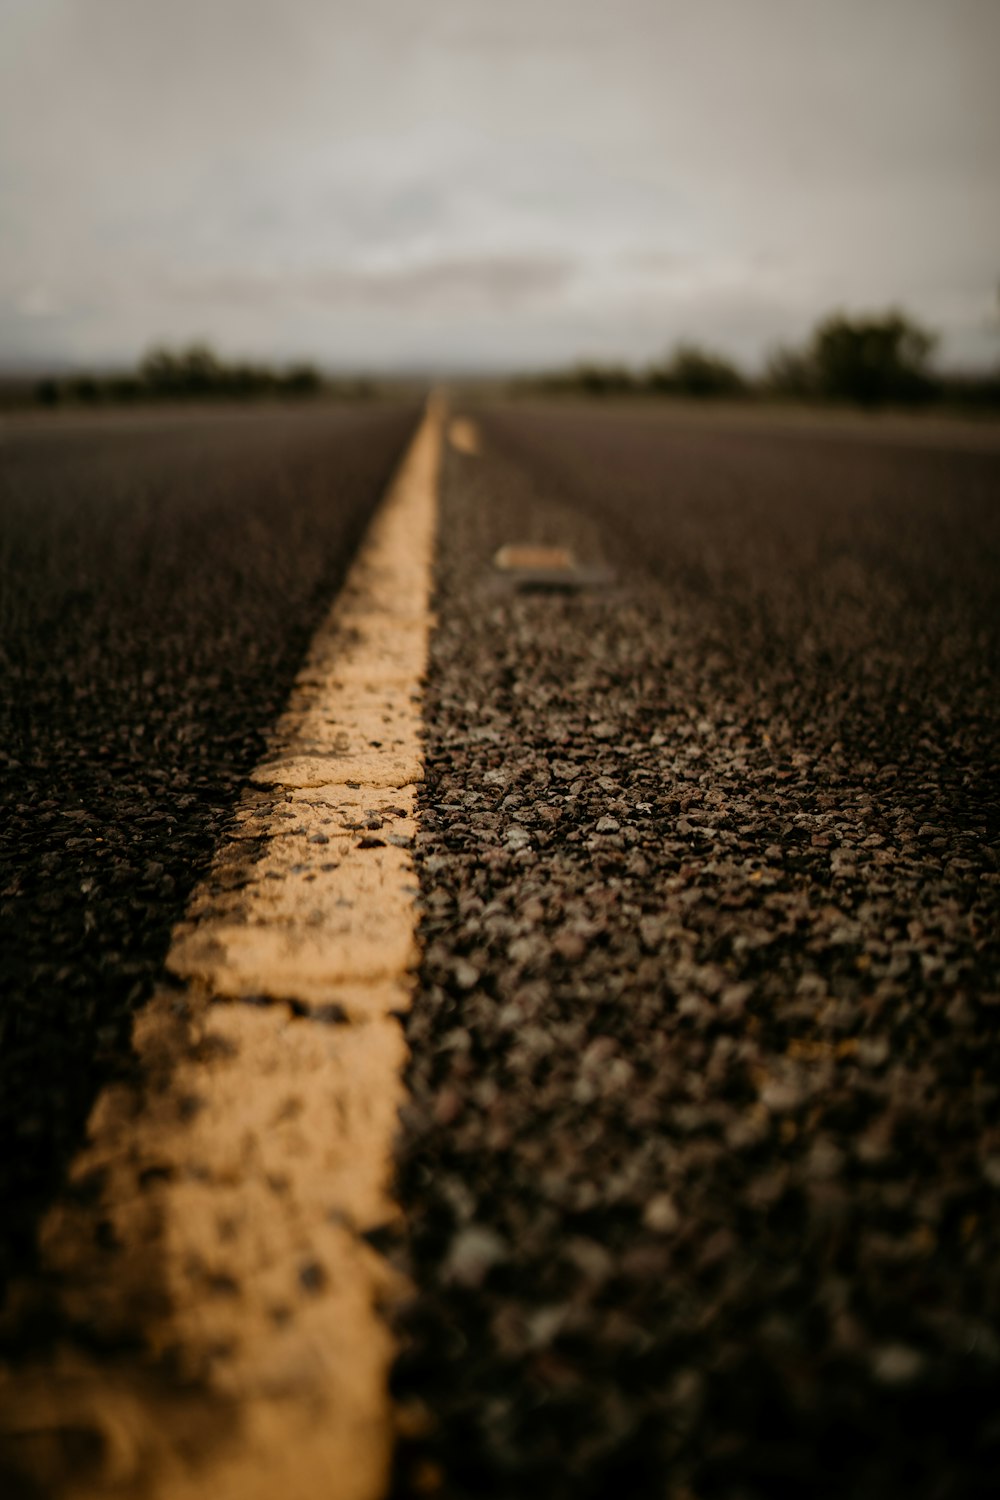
[[1, 0, 998, 368], [314, 254, 576, 310], [158, 254, 577, 315], [16, 286, 60, 319]]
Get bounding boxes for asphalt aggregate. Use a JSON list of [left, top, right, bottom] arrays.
[[0, 401, 419, 1305], [392, 403, 1000, 1499]]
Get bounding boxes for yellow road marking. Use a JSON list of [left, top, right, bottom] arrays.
[[447, 415, 480, 455], [493, 543, 577, 572], [0, 400, 442, 1499]]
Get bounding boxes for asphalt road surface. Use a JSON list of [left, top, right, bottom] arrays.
[[1, 397, 998, 1499], [391, 402, 1000, 1499], [0, 400, 419, 1302]]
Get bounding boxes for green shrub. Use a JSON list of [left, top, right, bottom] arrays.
[[648, 343, 746, 397], [809, 311, 936, 405]]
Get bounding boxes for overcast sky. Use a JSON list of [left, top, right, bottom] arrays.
[[2, 0, 998, 371]]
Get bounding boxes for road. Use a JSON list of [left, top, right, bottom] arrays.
[[392, 401, 1000, 1499], [1, 397, 998, 1498], [0, 401, 419, 1297]]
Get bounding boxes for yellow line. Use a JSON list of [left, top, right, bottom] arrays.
[[0, 400, 443, 1499], [447, 415, 480, 456]]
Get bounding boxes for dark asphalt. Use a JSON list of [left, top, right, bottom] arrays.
[[2, 398, 998, 1499], [392, 402, 1000, 1499], [0, 400, 419, 1302]]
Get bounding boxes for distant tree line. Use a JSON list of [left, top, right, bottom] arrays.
[[521, 310, 1000, 410], [28, 344, 377, 407]]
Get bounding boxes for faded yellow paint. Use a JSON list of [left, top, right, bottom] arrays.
[[494, 543, 577, 572], [447, 415, 480, 455], [0, 400, 442, 1500]]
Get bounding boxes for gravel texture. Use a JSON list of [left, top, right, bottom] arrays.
[[0, 402, 418, 1303], [392, 403, 1000, 1499]]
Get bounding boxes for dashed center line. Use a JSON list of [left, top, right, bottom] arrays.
[[447, 416, 480, 455], [0, 399, 442, 1499]]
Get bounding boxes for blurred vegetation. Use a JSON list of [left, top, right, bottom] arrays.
[[5, 312, 1000, 414], [517, 309, 1000, 412], [648, 342, 746, 398], [768, 311, 936, 405], [11, 344, 379, 409], [526, 343, 745, 400]]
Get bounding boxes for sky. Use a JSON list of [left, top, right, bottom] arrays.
[[1, 0, 998, 373]]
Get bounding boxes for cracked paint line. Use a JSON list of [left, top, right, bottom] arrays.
[[0, 399, 442, 1500]]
